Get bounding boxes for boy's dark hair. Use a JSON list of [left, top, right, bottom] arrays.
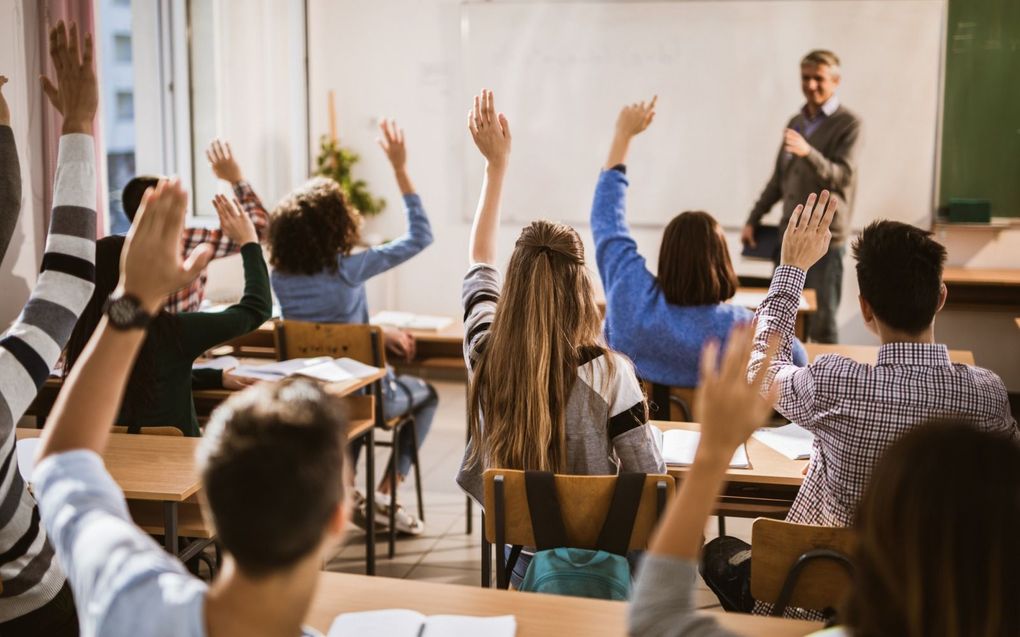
[[122, 175, 161, 222], [198, 380, 348, 577], [657, 210, 738, 306], [268, 177, 362, 275], [852, 220, 947, 334]]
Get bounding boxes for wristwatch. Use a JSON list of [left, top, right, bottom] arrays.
[[103, 292, 154, 330]]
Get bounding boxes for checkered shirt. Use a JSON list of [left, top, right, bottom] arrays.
[[165, 180, 269, 313], [750, 265, 1018, 528]]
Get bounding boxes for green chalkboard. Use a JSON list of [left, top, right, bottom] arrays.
[[939, 0, 1020, 218]]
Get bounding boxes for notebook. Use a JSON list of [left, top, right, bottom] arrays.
[[232, 357, 380, 383], [16, 437, 40, 482], [752, 423, 813, 460], [651, 426, 750, 468], [371, 311, 453, 332], [740, 225, 780, 260], [327, 610, 516, 637]]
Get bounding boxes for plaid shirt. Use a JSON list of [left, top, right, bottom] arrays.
[[751, 265, 1018, 527], [165, 180, 269, 313]]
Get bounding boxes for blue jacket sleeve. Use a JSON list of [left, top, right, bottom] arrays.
[[590, 169, 656, 301], [339, 193, 434, 284]]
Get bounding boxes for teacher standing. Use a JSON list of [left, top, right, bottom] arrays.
[[741, 50, 861, 344]]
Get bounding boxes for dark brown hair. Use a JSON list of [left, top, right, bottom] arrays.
[[122, 175, 160, 223], [656, 211, 738, 306], [268, 177, 362, 275], [845, 421, 1020, 637], [198, 379, 348, 577]]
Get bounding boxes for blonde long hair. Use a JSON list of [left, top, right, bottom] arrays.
[[467, 220, 611, 473]]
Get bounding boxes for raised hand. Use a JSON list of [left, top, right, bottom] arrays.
[[0, 76, 10, 127], [377, 119, 407, 171], [694, 322, 779, 457], [206, 139, 244, 184], [212, 193, 258, 246], [39, 21, 98, 135], [468, 89, 511, 168], [615, 96, 657, 138], [783, 128, 811, 158], [119, 179, 213, 314], [780, 190, 837, 271]]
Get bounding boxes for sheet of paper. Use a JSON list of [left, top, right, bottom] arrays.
[[327, 609, 425, 637], [16, 438, 40, 482], [654, 427, 749, 468], [731, 290, 808, 311], [424, 615, 516, 637], [372, 311, 452, 332], [752, 423, 813, 460], [192, 356, 239, 371], [234, 357, 333, 382]]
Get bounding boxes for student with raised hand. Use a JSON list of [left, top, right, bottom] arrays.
[[33, 178, 350, 637], [0, 21, 97, 636], [592, 98, 806, 390], [701, 191, 1019, 616], [63, 194, 272, 436], [268, 118, 435, 535], [458, 89, 665, 586], [629, 332, 1020, 637], [119, 138, 270, 313]]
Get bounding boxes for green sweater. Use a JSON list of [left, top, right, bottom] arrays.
[[116, 242, 272, 436]]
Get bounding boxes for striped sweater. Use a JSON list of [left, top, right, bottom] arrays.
[[0, 131, 96, 621]]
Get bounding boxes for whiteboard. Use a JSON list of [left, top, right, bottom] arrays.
[[461, 0, 944, 230]]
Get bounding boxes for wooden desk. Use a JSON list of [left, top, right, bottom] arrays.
[[942, 267, 1020, 310], [306, 572, 820, 636], [654, 421, 805, 519], [805, 343, 976, 366]]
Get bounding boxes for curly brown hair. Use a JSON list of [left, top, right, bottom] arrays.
[[268, 177, 362, 275]]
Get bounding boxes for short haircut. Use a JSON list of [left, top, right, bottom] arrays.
[[852, 220, 947, 334], [268, 177, 362, 275], [657, 211, 738, 306], [198, 379, 348, 577], [122, 176, 161, 223], [801, 49, 841, 69]]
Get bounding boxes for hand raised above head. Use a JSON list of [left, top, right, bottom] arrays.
[[119, 179, 213, 314], [213, 193, 258, 246], [780, 190, 837, 271], [206, 139, 244, 184], [468, 89, 511, 168], [377, 118, 407, 171], [615, 96, 657, 138], [39, 21, 98, 134]]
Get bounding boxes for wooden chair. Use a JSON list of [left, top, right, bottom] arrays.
[[750, 518, 855, 617], [480, 469, 675, 589], [274, 320, 424, 561]]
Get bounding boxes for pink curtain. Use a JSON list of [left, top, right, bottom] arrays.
[[39, 0, 105, 237]]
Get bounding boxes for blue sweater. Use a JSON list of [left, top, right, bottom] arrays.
[[272, 193, 433, 323], [591, 168, 806, 388]]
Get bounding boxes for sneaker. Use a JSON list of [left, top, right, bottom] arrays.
[[350, 490, 388, 533], [372, 492, 424, 536]]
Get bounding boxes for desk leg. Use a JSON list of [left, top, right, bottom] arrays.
[[365, 428, 376, 576], [163, 502, 179, 556]]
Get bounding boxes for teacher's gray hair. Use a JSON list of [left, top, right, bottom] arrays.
[[801, 50, 841, 76]]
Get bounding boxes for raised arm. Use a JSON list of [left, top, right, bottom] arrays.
[[629, 324, 777, 637], [747, 191, 837, 428], [467, 89, 511, 266], [592, 98, 656, 293], [206, 138, 269, 242], [38, 179, 212, 459], [0, 75, 20, 261]]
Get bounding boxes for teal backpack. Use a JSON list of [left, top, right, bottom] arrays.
[[512, 471, 649, 601]]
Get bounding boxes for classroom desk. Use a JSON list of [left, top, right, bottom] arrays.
[[654, 421, 806, 519], [305, 572, 821, 636], [942, 267, 1020, 310], [805, 343, 976, 366]]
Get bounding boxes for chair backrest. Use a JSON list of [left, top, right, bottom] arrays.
[[751, 518, 856, 613], [642, 380, 696, 422], [274, 320, 385, 367], [482, 469, 675, 551], [111, 426, 184, 437]]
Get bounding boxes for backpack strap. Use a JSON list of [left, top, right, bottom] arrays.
[[524, 471, 569, 550], [595, 472, 647, 556]]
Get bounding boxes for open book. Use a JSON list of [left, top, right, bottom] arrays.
[[232, 357, 380, 384], [752, 423, 813, 460], [327, 610, 516, 637], [371, 311, 453, 332], [651, 426, 750, 468]]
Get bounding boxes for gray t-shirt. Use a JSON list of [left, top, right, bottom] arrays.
[[34, 450, 322, 637]]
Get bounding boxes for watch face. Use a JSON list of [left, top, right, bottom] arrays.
[[109, 298, 135, 324]]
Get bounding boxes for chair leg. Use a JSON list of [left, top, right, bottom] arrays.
[[409, 418, 424, 522], [480, 512, 491, 588], [718, 516, 727, 537], [388, 425, 399, 559]]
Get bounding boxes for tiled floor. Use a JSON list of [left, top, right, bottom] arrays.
[[327, 379, 752, 610]]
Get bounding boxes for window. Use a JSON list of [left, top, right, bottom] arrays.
[[114, 34, 132, 63], [98, 0, 138, 234], [115, 91, 134, 120]]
